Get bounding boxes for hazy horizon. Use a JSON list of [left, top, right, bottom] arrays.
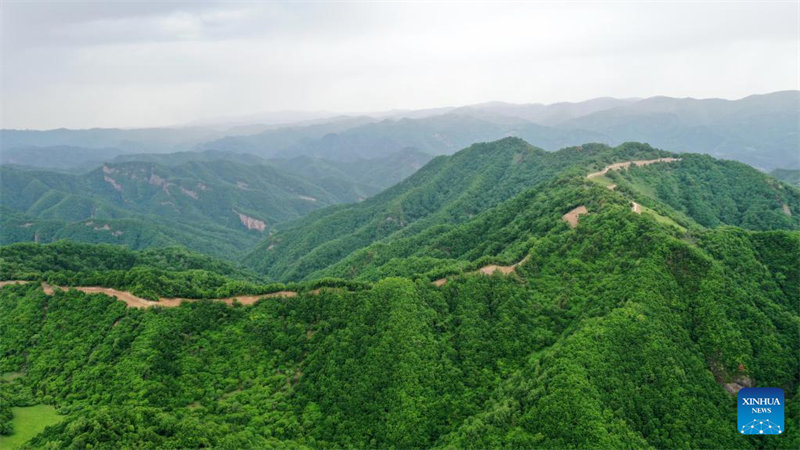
[[2, 89, 796, 131], [2, 1, 798, 129]]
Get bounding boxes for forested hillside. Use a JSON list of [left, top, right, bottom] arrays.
[[244, 138, 798, 281], [1, 149, 433, 260], [0, 158, 368, 258], [1, 200, 797, 448], [1, 137, 798, 448]]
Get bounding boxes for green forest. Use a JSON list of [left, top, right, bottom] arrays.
[[1, 138, 798, 448]]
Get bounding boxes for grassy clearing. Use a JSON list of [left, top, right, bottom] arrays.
[[0, 372, 22, 382], [640, 205, 687, 231], [588, 175, 615, 188], [0, 405, 64, 449]]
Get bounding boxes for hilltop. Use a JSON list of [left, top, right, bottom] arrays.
[[244, 138, 799, 281]]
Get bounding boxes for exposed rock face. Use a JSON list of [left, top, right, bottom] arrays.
[[783, 204, 792, 216], [149, 173, 173, 193], [104, 176, 123, 191], [234, 210, 266, 231], [298, 195, 317, 202], [180, 186, 199, 199]]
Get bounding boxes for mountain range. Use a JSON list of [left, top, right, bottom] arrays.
[[2, 91, 798, 171], [0, 150, 431, 259], [1, 135, 797, 448]]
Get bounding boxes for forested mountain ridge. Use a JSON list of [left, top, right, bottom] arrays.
[[244, 138, 799, 281]]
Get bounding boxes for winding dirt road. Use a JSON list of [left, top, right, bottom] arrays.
[[587, 157, 681, 179], [1, 281, 298, 309]]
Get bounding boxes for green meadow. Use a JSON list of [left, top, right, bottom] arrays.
[[0, 405, 63, 450]]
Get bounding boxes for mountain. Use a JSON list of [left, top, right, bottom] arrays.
[[109, 149, 268, 166], [5, 92, 798, 172], [449, 97, 638, 125], [0, 146, 129, 172], [0, 159, 356, 259], [196, 91, 800, 168], [0, 147, 435, 260], [560, 91, 800, 170], [0, 127, 223, 154], [771, 168, 800, 186], [0, 138, 797, 448], [199, 113, 607, 160], [269, 148, 433, 201], [243, 138, 799, 281]]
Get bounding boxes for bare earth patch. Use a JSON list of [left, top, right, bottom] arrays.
[[631, 202, 642, 214], [435, 255, 532, 286], [41, 282, 55, 295], [562, 205, 588, 228], [0, 280, 29, 288], [477, 254, 530, 276], [478, 264, 515, 275], [783, 204, 792, 216]]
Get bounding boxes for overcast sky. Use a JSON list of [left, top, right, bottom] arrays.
[[1, 1, 798, 129]]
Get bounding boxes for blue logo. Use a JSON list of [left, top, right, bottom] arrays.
[[738, 387, 784, 435]]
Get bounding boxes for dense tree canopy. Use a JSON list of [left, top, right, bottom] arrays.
[[1, 139, 798, 448]]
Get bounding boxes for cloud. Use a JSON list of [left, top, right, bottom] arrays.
[[1, 1, 797, 128]]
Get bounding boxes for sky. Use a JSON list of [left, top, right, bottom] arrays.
[[1, 1, 798, 129]]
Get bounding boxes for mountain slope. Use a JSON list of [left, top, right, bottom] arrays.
[[244, 138, 799, 281], [242, 138, 638, 279], [1, 138, 798, 448], [560, 91, 800, 170], [1, 194, 797, 448], [0, 159, 358, 258], [200, 114, 606, 160]]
